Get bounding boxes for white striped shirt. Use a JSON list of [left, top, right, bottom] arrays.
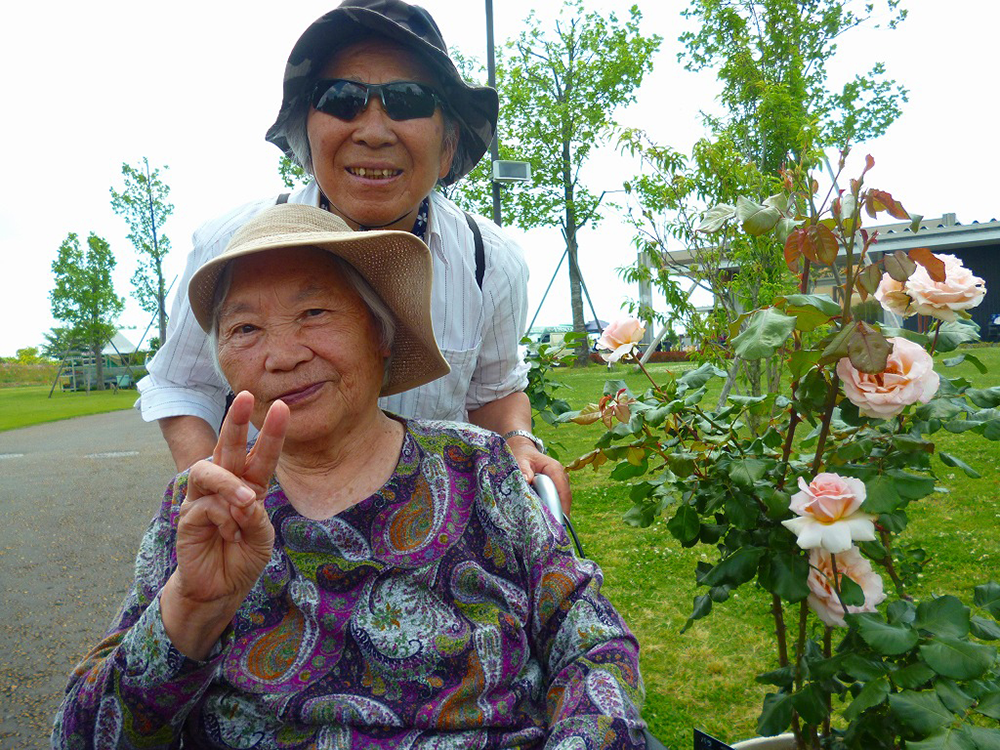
[[136, 183, 529, 429]]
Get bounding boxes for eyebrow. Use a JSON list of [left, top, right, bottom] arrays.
[[219, 283, 334, 320]]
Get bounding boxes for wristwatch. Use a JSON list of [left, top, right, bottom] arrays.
[[502, 429, 545, 454]]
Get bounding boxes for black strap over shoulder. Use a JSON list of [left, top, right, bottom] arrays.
[[276, 192, 290, 204], [463, 211, 485, 291]]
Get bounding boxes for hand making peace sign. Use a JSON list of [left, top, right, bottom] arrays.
[[161, 391, 289, 660]]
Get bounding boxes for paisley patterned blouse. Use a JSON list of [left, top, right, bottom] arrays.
[[53, 419, 645, 749]]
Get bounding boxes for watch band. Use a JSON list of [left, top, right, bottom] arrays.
[[502, 429, 545, 454]]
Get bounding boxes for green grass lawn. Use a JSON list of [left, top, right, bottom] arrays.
[[534, 348, 1000, 747], [0, 385, 137, 432]]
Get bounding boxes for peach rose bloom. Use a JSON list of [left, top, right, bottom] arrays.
[[808, 546, 886, 627], [874, 274, 915, 318], [782, 473, 876, 553], [597, 318, 646, 363], [906, 253, 986, 322], [837, 337, 939, 419]]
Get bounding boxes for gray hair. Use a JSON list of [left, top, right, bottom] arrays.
[[208, 253, 396, 388]]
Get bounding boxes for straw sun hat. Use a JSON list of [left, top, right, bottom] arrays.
[[188, 203, 450, 397]]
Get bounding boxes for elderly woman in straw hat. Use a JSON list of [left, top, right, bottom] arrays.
[[53, 204, 645, 749], [136, 0, 571, 511]]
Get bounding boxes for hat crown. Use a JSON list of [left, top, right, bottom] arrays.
[[228, 204, 352, 254], [339, 0, 447, 55]]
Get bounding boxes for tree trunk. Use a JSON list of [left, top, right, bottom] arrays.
[[157, 263, 167, 348], [93, 345, 105, 391], [566, 227, 588, 366]]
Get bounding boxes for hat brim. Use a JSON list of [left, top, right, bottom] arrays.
[[265, 5, 498, 184], [189, 205, 450, 398]]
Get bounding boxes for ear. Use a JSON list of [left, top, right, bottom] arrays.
[[438, 122, 459, 180]]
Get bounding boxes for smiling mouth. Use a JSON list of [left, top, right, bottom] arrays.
[[275, 382, 325, 405], [347, 167, 401, 179]]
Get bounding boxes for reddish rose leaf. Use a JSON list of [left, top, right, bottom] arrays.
[[847, 322, 892, 374], [884, 250, 917, 282], [784, 228, 805, 269], [865, 189, 909, 220], [863, 154, 875, 176], [909, 247, 947, 282], [857, 264, 884, 297], [812, 225, 840, 265]]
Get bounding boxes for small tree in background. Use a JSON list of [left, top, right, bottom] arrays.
[[50, 233, 124, 391], [110, 157, 173, 347], [278, 155, 312, 190], [450, 0, 661, 364]]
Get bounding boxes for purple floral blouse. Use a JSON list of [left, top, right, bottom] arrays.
[[53, 419, 645, 749]]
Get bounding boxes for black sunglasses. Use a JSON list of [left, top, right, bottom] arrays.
[[311, 79, 443, 122]]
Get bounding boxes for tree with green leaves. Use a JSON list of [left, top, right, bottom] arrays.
[[50, 233, 124, 391], [278, 155, 312, 190], [450, 0, 661, 363], [110, 157, 173, 347], [620, 0, 907, 401]]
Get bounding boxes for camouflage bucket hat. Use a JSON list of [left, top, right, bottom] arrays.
[[265, 0, 499, 185]]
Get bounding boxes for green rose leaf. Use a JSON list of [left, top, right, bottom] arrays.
[[839, 573, 865, 607], [736, 196, 782, 235], [935, 320, 981, 352], [863, 475, 905, 514], [610, 457, 649, 481], [843, 677, 890, 721], [857, 263, 884, 297], [791, 683, 829, 725], [778, 293, 842, 332], [976, 691, 1000, 720], [885, 250, 917, 282], [760, 551, 810, 603], [943, 353, 988, 374], [701, 546, 765, 587], [679, 362, 728, 390], [847, 321, 892, 374], [920, 637, 997, 680], [732, 308, 797, 360], [680, 594, 713, 634], [851, 612, 919, 655], [965, 726, 1000, 750], [840, 653, 888, 681], [888, 690, 953, 734], [756, 691, 794, 737], [698, 203, 736, 233], [666, 505, 700, 545], [906, 726, 980, 750], [971, 616, 1000, 641], [726, 493, 759, 530], [967, 387, 1000, 409], [728, 458, 769, 488], [891, 662, 935, 690], [755, 665, 794, 689], [915, 596, 971, 639], [788, 349, 822, 381], [940, 452, 982, 479], [889, 470, 937, 500], [974, 582, 1000, 618], [820, 320, 857, 364], [935, 679, 975, 712]]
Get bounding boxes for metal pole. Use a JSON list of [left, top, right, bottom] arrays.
[[485, 0, 502, 226]]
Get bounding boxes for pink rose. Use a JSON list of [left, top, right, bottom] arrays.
[[837, 337, 939, 419], [597, 318, 646, 363], [875, 253, 986, 322], [907, 253, 986, 322], [781, 473, 876, 553], [874, 274, 915, 318], [807, 547, 886, 627]]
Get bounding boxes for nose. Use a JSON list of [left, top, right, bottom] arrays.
[[350, 95, 397, 147], [263, 330, 313, 372]]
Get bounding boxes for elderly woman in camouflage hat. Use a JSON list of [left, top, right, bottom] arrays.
[[54, 203, 645, 748], [136, 0, 571, 510]]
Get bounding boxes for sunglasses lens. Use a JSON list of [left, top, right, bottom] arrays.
[[313, 81, 367, 120], [381, 83, 438, 120]]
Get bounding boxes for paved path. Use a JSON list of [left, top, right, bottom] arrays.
[[0, 410, 176, 748]]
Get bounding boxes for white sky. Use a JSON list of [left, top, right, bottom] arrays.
[[1, 0, 997, 357]]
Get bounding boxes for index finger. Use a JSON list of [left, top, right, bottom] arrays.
[[243, 399, 289, 491]]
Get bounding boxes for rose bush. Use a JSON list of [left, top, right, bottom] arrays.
[[836, 336, 939, 418], [561, 154, 1000, 749]]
